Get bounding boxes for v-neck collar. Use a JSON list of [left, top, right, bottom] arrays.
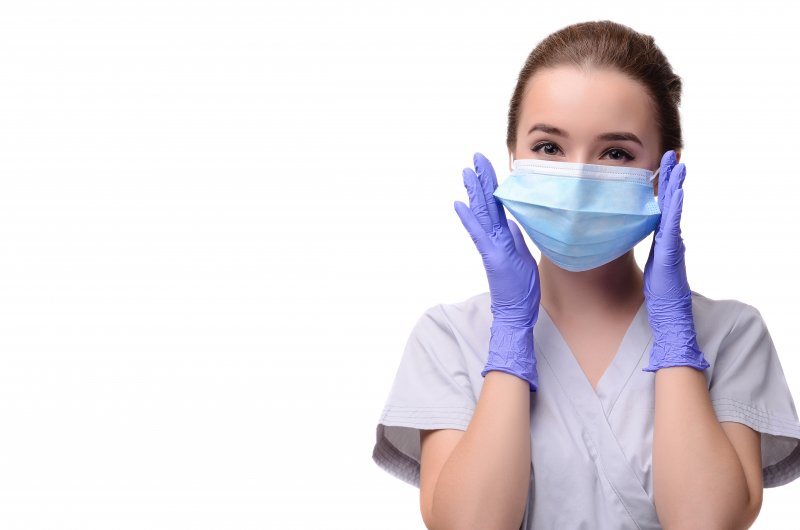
[[531, 301, 661, 527], [535, 300, 652, 416]]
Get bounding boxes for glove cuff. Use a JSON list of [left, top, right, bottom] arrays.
[[642, 340, 710, 372], [482, 324, 538, 392], [644, 290, 711, 372]]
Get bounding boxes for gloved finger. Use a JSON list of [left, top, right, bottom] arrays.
[[507, 219, 534, 262], [655, 187, 685, 268], [665, 187, 684, 241], [673, 161, 687, 191], [491, 187, 510, 229], [462, 167, 493, 234], [473, 152, 508, 232], [657, 150, 677, 212], [454, 200, 491, 258], [657, 160, 684, 236], [664, 162, 685, 216]]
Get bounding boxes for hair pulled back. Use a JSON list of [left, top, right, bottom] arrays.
[[507, 20, 683, 157]]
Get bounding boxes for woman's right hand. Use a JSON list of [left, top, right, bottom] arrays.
[[454, 152, 541, 329], [454, 152, 541, 392]]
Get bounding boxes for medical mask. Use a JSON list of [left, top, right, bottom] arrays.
[[493, 157, 661, 272]]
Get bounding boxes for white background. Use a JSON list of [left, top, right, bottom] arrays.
[[0, 0, 798, 528]]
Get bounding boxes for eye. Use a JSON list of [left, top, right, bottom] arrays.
[[531, 142, 562, 156], [602, 148, 634, 162]]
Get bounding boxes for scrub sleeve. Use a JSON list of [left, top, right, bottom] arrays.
[[372, 293, 800, 498], [707, 302, 800, 487], [372, 303, 478, 488]]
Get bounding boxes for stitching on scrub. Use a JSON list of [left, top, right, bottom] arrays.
[[712, 405, 800, 435], [380, 418, 471, 428], [712, 397, 800, 428], [381, 419, 471, 426], [382, 409, 473, 416], [381, 412, 474, 421], [383, 405, 476, 411], [714, 406, 781, 430], [381, 407, 475, 420], [714, 408, 800, 433], [381, 413, 474, 423], [712, 402, 797, 427]]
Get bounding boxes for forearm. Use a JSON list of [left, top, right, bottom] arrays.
[[653, 366, 751, 529], [430, 370, 531, 530]]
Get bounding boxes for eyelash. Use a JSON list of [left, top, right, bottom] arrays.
[[531, 142, 635, 161]]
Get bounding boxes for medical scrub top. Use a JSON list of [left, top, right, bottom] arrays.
[[372, 290, 800, 529]]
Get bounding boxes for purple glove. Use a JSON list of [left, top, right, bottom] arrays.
[[642, 150, 710, 373], [454, 152, 541, 392]]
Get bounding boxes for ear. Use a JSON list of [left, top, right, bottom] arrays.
[[675, 149, 681, 163]]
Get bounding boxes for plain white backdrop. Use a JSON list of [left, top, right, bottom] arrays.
[[0, 0, 798, 528]]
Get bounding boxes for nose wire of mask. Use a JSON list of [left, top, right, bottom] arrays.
[[494, 157, 661, 272], [508, 154, 660, 182]]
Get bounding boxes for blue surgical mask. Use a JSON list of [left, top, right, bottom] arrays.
[[493, 157, 661, 272]]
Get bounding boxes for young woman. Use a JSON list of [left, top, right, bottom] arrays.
[[373, 20, 800, 529]]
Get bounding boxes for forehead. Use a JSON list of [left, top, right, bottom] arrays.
[[519, 66, 657, 138]]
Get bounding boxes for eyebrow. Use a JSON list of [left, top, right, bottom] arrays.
[[527, 123, 643, 147]]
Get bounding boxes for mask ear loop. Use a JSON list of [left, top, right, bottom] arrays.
[[649, 166, 660, 183]]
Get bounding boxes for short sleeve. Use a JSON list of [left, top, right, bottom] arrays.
[[372, 304, 479, 488], [708, 303, 800, 487]]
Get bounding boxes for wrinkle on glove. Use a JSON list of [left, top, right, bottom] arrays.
[[455, 152, 541, 392], [482, 325, 537, 392], [642, 150, 710, 373], [643, 288, 710, 372]]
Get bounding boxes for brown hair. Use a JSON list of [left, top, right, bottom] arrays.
[[506, 20, 683, 157]]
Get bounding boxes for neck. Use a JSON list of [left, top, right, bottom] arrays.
[[538, 251, 644, 319]]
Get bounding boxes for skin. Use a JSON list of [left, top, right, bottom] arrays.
[[508, 65, 763, 527], [508, 64, 665, 330], [420, 65, 763, 529]]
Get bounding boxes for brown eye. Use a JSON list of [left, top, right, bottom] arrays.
[[531, 142, 562, 156], [603, 148, 634, 161]]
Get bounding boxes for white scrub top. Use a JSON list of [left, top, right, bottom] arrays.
[[372, 290, 800, 529]]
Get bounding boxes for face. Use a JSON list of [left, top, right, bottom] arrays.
[[509, 65, 679, 195]]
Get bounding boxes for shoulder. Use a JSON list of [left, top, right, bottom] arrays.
[[690, 291, 774, 375], [409, 293, 493, 371], [690, 290, 764, 339], [420, 292, 492, 328]]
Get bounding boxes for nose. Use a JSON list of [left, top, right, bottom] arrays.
[[565, 151, 602, 165]]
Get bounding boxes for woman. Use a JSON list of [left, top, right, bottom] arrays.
[[372, 20, 800, 529]]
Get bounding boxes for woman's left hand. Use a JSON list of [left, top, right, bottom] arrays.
[[642, 150, 710, 372]]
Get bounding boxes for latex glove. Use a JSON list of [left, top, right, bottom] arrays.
[[642, 150, 710, 372], [454, 152, 541, 392]]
